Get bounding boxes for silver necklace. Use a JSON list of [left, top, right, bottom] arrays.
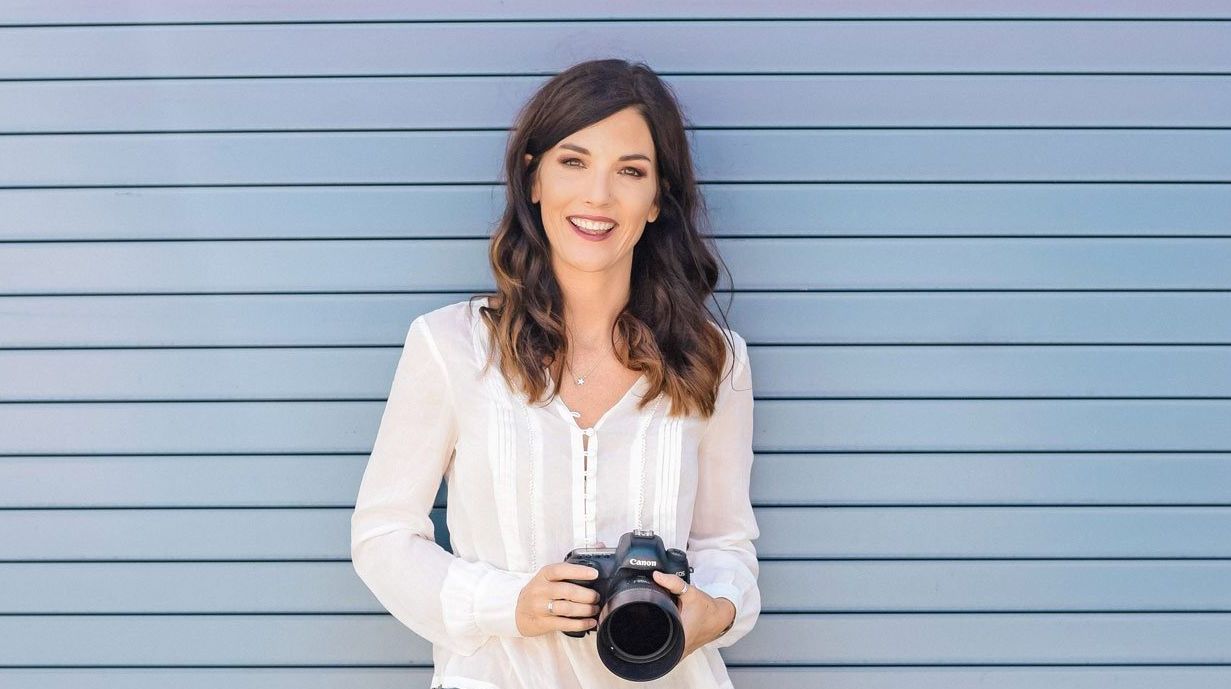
[[565, 325, 612, 386]]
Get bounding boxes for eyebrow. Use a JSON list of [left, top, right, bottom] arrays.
[[558, 142, 652, 163]]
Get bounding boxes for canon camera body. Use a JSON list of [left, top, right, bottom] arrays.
[[561, 529, 693, 682]]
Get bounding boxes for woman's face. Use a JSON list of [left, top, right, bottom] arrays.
[[524, 106, 661, 276]]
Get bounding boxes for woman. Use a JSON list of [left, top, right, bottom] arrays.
[[351, 58, 760, 689]]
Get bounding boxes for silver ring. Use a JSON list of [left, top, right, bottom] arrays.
[[547, 599, 555, 615], [680, 582, 689, 596]]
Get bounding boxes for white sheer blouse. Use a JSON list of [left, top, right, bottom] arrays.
[[350, 296, 761, 689]]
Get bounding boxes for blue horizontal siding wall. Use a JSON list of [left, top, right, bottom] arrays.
[[1, 2, 1230, 687]]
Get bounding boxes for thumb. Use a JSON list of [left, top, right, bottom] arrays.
[[652, 569, 685, 593]]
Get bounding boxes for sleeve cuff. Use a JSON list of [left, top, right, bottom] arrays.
[[441, 558, 535, 643], [474, 568, 536, 638]]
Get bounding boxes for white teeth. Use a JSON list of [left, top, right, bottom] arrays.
[[569, 217, 615, 232]]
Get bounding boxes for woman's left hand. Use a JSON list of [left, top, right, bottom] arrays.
[[651, 569, 736, 659]]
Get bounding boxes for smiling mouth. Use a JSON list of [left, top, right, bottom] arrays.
[[568, 218, 616, 235]]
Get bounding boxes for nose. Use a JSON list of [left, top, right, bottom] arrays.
[[582, 169, 614, 207]]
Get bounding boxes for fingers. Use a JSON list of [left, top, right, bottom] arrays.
[[522, 562, 606, 637], [548, 580, 600, 604], [542, 562, 600, 583], [651, 570, 690, 597], [559, 616, 598, 633], [546, 598, 601, 618], [536, 563, 600, 606]]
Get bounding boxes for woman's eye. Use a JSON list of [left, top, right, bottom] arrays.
[[560, 157, 645, 178]]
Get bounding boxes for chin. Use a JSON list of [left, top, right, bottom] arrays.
[[558, 252, 618, 271], [569, 257, 616, 271]]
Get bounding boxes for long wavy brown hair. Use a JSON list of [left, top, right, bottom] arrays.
[[469, 58, 737, 419]]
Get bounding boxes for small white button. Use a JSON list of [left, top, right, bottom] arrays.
[[583, 428, 594, 437]]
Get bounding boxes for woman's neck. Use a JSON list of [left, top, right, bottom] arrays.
[[556, 270, 631, 351]]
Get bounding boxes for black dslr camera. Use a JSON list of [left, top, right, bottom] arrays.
[[561, 529, 693, 682]]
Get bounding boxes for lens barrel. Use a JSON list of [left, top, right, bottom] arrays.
[[595, 577, 686, 681]]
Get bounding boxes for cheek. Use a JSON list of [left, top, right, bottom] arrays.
[[634, 183, 659, 209], [539, 169, 582, 198]]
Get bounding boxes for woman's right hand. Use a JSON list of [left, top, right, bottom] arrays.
[[515, 562, 603, 637]]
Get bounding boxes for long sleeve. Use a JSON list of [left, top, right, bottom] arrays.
[[687, 331, 762, 649], [350, 314, 535, 657]]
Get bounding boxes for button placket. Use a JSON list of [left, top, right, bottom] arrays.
[[580, 427, 598, 547], [569, 427, 587, 547]]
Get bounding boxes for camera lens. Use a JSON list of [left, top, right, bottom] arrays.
[[607, 601, 673, 661], [595, 577, 687, 681]]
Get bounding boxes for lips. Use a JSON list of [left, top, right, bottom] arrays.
[[568, 217, 615, 242], [569, 218, 613, 234], [569, 214, 617, 225]]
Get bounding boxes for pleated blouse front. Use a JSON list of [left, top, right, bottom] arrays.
[[350, 296, 761, 689]]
